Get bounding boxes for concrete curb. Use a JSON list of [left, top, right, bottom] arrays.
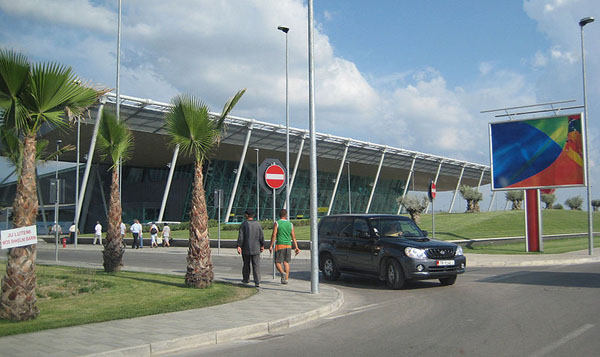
[[77, 281, 343, 357], [466, 255, 600, 268]]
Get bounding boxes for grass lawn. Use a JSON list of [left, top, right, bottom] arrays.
[[464, 236, 600, 255], [0, 265, 255, 337]]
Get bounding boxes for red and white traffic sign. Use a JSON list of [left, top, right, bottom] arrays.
[[265, 164, 285, 189], [428, 181, 437, 200]]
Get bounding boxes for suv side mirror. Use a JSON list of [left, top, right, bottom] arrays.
[[422, 230, 429, 237]]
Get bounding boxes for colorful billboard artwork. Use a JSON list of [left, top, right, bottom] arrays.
[[489, 114, 585, 190]]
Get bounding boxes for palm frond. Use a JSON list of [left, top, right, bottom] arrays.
[[96, 109, 134, 168], [216, 88, 246, 128]]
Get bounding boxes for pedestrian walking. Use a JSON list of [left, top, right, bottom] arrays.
[[269, 209, 300, 284], [237, 210, 264, 287], [68, 223, 78, 244], [162, 223, 171, 247], [120, 221, 127, 248], [150, 222, 159, 247], [130, 219, 142, 249], [93, 221, 102, 245]]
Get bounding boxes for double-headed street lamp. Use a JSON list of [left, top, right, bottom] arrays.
[[579, 16, 594, 255], [277, 25, 291, 214]]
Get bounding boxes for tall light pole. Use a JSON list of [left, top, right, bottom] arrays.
[[308, 0, 319, 294], [255, 148, 260, 221], [347, 161, 352, 213], [75, 117, 80, 247], [580, 16, 594, 255], [277, 25, 291, 215], [54, 139, 62, 261]]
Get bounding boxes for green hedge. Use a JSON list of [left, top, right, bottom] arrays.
[[163, 219, 311, 232]]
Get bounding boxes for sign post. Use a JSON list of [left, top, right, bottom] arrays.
[[214, 189, 223, 255], [428, 180, 437, 238], [264, 163, 286, 280]]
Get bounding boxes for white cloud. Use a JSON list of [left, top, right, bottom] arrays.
[[0, 0, 115, 34]]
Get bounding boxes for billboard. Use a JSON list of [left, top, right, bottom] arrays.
[[489, 114, 585, 190]]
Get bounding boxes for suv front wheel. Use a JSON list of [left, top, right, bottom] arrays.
[[439, 275, 457, 286], [385, 259, 405, 290], [322, 253, 341, 281]]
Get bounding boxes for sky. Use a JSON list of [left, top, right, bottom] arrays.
[[0, 0, 599, 212]]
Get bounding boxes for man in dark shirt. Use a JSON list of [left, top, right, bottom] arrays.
[[237, 210, 265, 287]]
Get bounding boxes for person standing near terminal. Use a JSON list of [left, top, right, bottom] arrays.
[[68, 222, 78, 244], [269, 209, 300, 284], [130, 219, 142, 249], [162, 223, 171, 247], [237, 210, 264, 287], [120, 221, 127, 248], [150, 222, 159, 247], [93, 221, 102, 245]]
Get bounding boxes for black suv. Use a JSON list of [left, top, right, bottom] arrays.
[[318, 214, 466, 289]]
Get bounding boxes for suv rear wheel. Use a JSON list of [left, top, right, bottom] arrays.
[[439, 275, 457, 286], [322, 253, 340, 281], [385, 259, 405, 290]]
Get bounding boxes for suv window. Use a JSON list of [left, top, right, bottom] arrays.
[[353, 219, 369, 238], [319, 217, 338, 236], [370, 217, 423, 238], [338, 217, 353, 237]]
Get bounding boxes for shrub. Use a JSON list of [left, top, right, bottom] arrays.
[[505, 190, 524, 210], [592, 199, 600, 211], [540, 193, 556, 209], [459, 185, 483, 213], [553, 203, 563, 210], [397, 195, 429, 224], [565, 196, 583, 210]]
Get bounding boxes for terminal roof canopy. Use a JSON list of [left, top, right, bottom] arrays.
[[40, 93, 490, 192]]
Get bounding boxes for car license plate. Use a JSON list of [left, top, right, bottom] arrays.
[[437, 260, 454, 266]]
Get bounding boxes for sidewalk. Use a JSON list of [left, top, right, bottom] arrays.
[[0, 244, 342, 357], [1, 243, 599, 356]]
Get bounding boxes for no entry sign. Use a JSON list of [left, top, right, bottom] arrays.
[[428, 181, 437, 200], [265, 164, 285, 189]]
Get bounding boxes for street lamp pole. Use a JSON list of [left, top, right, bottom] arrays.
[[347, 161, 351, 213], [54, 139, 62, 261], [255, 148, 260, 221], [579, 16, 595, 255], [278, 25, 291, 215], [308, 0, 319, 294], [75, 117, 80, 247]]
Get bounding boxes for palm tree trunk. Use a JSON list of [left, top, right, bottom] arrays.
[[0, 134, 40, 321], [103, 167, 124, 272], [185, 160, 213, 288]]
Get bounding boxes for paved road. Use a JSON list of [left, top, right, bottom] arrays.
[[173, 263, 600, 357], [37, 246, 600, 356]]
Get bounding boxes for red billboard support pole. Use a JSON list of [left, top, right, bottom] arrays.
[[525, 189, 542, 252]]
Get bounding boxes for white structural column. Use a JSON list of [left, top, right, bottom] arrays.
[[448, 164, 466, 213], [95, 166, 109, 218], [157, 144, 180, 222], [224, 124, 253, 223], [488, 191, 497, 212], [287, 135, 306, 206], [476, 169, 485, 190], [397, 156, 417, 215], [365, 150, 386, 213], [327, 142, 349, 215], [424, 161, 443, 214], [76, 99, 104, 229]]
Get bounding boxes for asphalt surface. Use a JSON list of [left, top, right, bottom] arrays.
[[1, 242, 599, 356]]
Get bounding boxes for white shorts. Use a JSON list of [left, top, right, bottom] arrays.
[[151, 234, 157, 244]]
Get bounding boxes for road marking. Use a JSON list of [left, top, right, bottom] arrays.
[[326, 302, 388, 320], [530, 324, 594, 357]]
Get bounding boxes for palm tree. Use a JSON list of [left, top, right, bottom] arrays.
[[96, 109, 133, 272], [164, 90, 245, 288], [0, 49, 101, 321]]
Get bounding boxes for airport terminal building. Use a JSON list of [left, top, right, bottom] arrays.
[[0, 93, 490, 233]]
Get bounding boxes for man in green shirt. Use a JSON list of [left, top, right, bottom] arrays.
[[269, 209, 300, 284]]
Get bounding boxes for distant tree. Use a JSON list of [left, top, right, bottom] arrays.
[[553, 203, 564, 210], [505, 190, 524, 210], [540, 193, 556, 209], [592, 200, 600, 211], [565, 196, 583, 210], [458, 185, 483, 213], [398, 195, 429, 224]]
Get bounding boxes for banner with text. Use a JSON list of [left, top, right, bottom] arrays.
[[1, 225, 37, 249]]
